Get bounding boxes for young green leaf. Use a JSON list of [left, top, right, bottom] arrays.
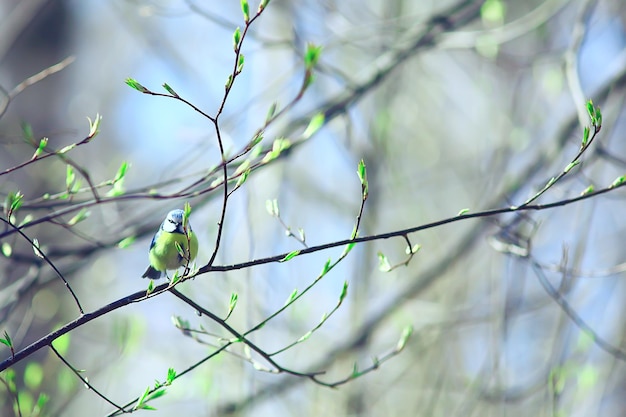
[[234, 159, 251, 176], [594, 106, 602, 128], [297, 330, 313, 343], [6, 190, 24, 214], [252, 361, 271, 372], [87, 113, 102, 138], [321, 258, 332, 276], [586, 99, 595, 121], [377, 252, 391, 272], [580, 185, 594, 195], [171, 315, 190, 330], [261, 138, 291, 163], [235, 169, 250, 188], [582, 126, 590, 147], [233, 27, 242, 50], [265, 199, 279, 216], [114, 161, 130, 183], [357, 159, 368, 198], [34, 392, 49, 415], [125, 78, 149, 93], [237, 54, 245, 74], [457, 208, 469, 215], [357, 159, 367, 184], [32, 239, 44, 259], [319, 312, 329, 324], [285, 289, 298, 306], [280, 250, 300, 262], [610, 175, 625, 188], [274, 137, 290, 152], [339, 281, 348, 303], [1, 243, 11, 257], [117, 236, 136, 249], [162, 83, 179, 97], [396, 325, 413, 351], [564, 160, 580, 173], [342, 242, 355, 257], [166, 368, 176, 385], [34, 137, 48, 158], [170, 270, 182, 285], [107, 181, 125, 197], [303, 113, 325, 139], [19, 214, 33, 227], [249, 131, 264, 150], [66, 165, 75, 189], [146, 279, 155, 295], [0, 330, 13, 348], [108, 162, 129, 196], [304, 43, 322, 70], [21, 122, 34, 144], [70, 179, 82, 194], [228, 292, 238, 316], [258, 0, 270, 12], [265, 102, 277, 123], [67, 208, 90, 226], [241, 0, 250, 22], [58, 143, 76, 154], [134, 387, 151, 410], [405, 244, 420, 255]]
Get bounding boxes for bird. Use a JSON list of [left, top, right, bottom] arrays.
[[142, 209, 199, 279]]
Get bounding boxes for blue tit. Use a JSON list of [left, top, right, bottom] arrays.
[[142, 209, 199, 279]]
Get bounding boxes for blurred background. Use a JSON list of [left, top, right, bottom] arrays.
[[1, 0, 626, 416]]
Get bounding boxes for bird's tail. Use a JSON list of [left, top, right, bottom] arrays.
[[142, 265, 164, 279]]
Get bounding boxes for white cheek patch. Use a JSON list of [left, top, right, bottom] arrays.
[[162, 220, 180, 233]]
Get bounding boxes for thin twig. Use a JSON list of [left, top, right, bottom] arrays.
[[0, 217, 83, 314], [49, 344, 125, 412]]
